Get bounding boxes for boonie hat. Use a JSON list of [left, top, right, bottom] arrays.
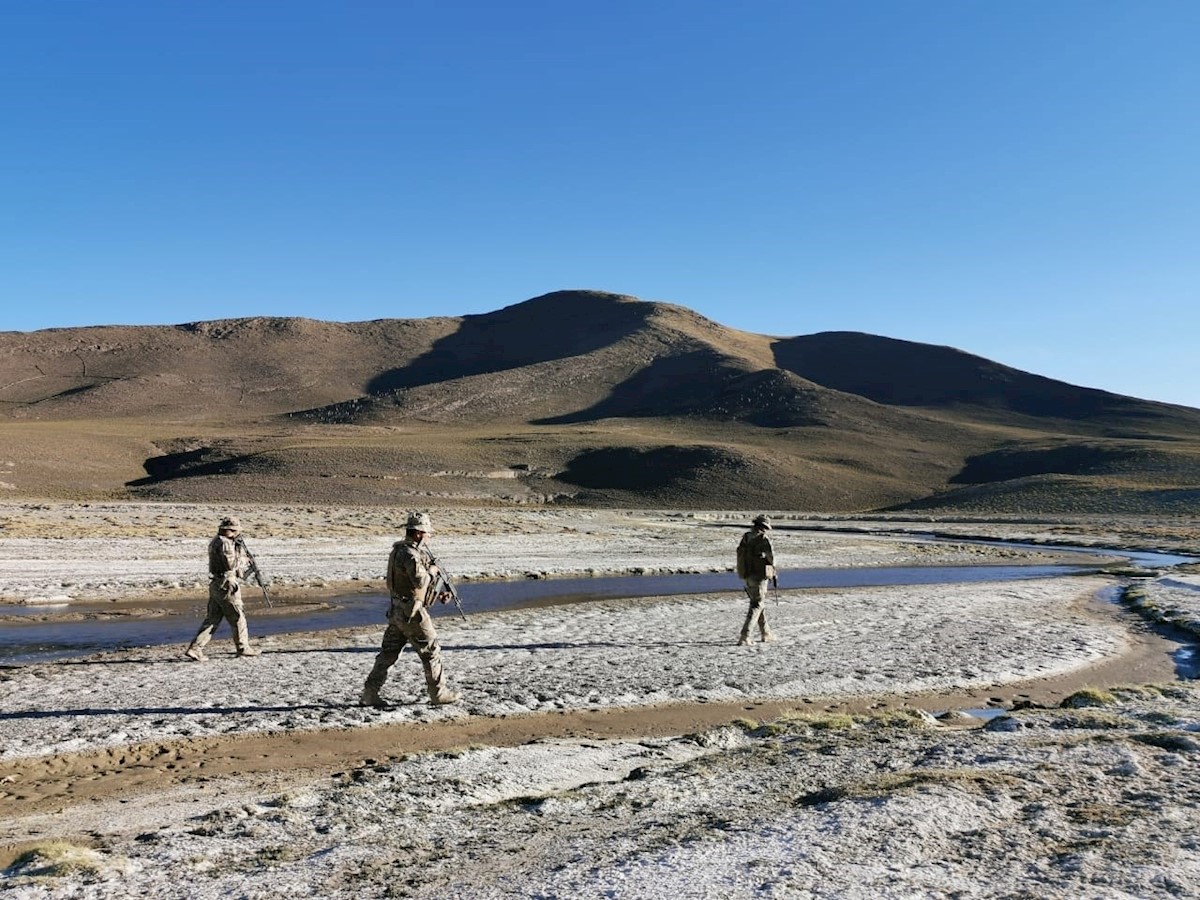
[[219, 515, 242, 532], [752, 514, 772, 530], [406, 511, 433, 533]]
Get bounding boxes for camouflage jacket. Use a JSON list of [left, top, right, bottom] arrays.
[[208, 534, 246, 583], [387, 538, 434, 603], [736, 529, 775, 580]]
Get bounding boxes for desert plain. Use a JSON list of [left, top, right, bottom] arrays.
[[1, 228, 1198, 900], [1, 502, 1199, 898]]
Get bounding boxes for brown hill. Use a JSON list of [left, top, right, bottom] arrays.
[[1, 290, 1197, 512], [773, 332, 1198, 437], [0, 315, 458, 421]]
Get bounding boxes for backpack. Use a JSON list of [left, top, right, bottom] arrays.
[[736, 532, 751, 578]]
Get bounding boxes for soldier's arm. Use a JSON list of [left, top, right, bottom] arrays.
[[218, 538, 239, 579], [405, 547, 433, 600], [385, 548, 400, 596]]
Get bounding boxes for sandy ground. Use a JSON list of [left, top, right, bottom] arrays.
[[1, 503, 1199, 898]]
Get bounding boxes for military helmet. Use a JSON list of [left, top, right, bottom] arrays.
[[752, 514, 772, 530], [219, 515, 242, 533], [406, 511, 434, 533]]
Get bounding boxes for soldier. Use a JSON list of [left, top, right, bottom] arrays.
[[360, 511, 461, 707], [735, 513, 777, 645], [184, 516, 262, 661]]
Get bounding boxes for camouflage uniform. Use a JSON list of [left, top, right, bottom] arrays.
[[185, 516, 261, 660], [736, 514, 776, 645], [361, 512, 460, 707]]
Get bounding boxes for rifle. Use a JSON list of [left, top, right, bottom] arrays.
[[771, 573, 779, 605], [428, 553, 467, 621], [236, 538, 274, 608]]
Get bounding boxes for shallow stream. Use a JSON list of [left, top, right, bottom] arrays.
[[0, 540, 1192, 666]]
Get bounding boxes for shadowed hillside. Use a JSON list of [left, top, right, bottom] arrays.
[[2, 290, 1198, 512], [366, 291, 659, 392], [773, 332, 1198, 437]]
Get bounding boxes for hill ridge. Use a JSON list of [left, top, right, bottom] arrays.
[[1, 289, 1197, 512]]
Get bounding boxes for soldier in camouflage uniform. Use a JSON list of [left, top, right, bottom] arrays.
[[184, 516, 262, 661], [736, 514, 777, 645], [360, 512, 461, 707]]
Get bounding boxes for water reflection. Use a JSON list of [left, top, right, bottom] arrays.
[[1, 562, 1099, 665]]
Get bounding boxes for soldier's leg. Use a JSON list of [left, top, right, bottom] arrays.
[[214, 588, 243, 649], [405, 609, 459, 705], [739, 579, 767, 645], [738, 605, 754, 644], [362, 622, 407, 704], [759, 607, 774, 642], [186, 591, 226, 658], [759, 579, 775, 641], [734, 580, 763, 643]]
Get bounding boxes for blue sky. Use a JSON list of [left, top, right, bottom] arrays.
[[3, 1, 1198, 408]]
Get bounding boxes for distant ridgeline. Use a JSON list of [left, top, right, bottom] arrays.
[[3, 290, 1199, 512]]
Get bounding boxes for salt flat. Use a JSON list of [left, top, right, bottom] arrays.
[[1, 503, 1198, 898], [0, 503, 1095, 605]]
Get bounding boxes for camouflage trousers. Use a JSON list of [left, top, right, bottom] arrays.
[[363, 599, 449, 702], [190, 579, 251, 653], [739, 577, 771, 639]]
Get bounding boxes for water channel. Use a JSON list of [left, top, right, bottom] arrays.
[[1, 539, 1193, 666]]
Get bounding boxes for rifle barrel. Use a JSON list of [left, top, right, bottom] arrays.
[[430, 554, 467, 621], [237, 539, 274, 608]]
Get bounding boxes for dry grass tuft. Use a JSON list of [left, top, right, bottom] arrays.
[[7, 841, 105, 878], [795, 768, 1024, 807], [1060, 688, 1118, 708]]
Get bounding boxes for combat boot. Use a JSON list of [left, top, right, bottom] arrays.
[[360, 685, 382, 707], [237, 647, 261, 657], [420, 650, 458, 705], [736, 633, 751, 646], [184, 646, 208, 662], [761, 627, 775, 643]]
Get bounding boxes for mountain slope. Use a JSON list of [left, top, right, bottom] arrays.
[[2, 290, 1198, 512], [0, 316, 459, 420], [773, 331, 1199, 437]]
